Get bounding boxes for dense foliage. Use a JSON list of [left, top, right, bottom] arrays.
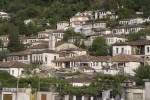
[[0, 71, 17, 88], [134, 64, 150, 85], [89, 37, 108, 56], [7, 25, 26, 52], [0, 0, 150, 36], [127, 30, 150, 42]]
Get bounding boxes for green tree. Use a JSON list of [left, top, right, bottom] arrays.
[[80, 41, 86, 49], [107, 20, 119, 28], [74, 39, 81, 47], [117, 8, 133, 19], [7, 25, 26, 52], [23, 64, 39, 75], [63, 29, 78, 41], [89, 37, 108, 56], [127, 30, 150, 42], [134, 64, 150, 85], [0, 71, 17, 88]]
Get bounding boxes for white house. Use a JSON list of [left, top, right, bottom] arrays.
[[112, 25, 145, 35], [38, 30, 53, 38], [112, 42, 132, 56], [129, 18, 145, 25], [57, 21, 69, 30], [41, 50, 60, 69], [112, 40, 150, 57], [70, 15, 89, 28], [93, 21, 106, 29], [0, 35, 9, 46], [111, 54, 143, 76], [119, 18, 145, 25], [82, 21, 106, 30], [51, 30, 64, 41], [53, 55, 109, 72], [60, 48, 87, 57], [6, 50, 32, 64], [119, 19, 130, 25], [93, 10, 108, 19], [104, 34, 126, 45], [0, 12, 10, 19], [0, 61, 28, 77]]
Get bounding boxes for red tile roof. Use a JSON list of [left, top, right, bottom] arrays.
[[111, 54, 143, 62], [0, 61, 28, 68]]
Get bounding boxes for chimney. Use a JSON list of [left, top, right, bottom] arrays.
[[49, 34, 55, 50]]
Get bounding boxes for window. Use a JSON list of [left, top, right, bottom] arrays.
[[147, 47, 149, 53], [45, 56, 47, 62], [12, 70, 14, 74], [121, 48, 124, 53], [116, 48, 118, 53], [54, 56, 56, 60]]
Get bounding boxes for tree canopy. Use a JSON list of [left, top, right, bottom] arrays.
[[134, 64, 150, 85], [0, 0, 150, 36], [7, 25, 26, 52], [89, 37, 108, 56], [127, 30, 150, 42]]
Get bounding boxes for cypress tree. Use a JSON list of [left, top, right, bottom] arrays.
[[7, 25, 26, 52]]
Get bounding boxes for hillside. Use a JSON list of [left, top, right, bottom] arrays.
[[0, 0, 150, 35]]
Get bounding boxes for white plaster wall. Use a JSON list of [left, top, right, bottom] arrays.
[[72, 83, 90, 87], [145, 45, 150, 57], [42, 53, 59, 68], [113, 45, 132, 56], [2, 89, 31, 100], [10, 68, 24, 77], [124, 62, 141, 76], [37, 92, 56, 100], [106, 37, 126, 45], [57, 22, 69, 30]]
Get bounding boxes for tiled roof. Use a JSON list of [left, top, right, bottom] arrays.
[[69, 36, 84, 39], [114, 25, 145, 29], [55, 41, 71, 47], [113, 40, 150, 46], [66, 76, 92, 83], [29, 44, 48, 49], [103, 34, 125, 38], [42, 49, 60, 54], [54, 55, 109, 62], [0, 61, 28, 68], [53, 30, 64, 33], [7, 50, 31, 56], [111, 54, 143, 62], [130, 40, 150, 45], [113, 42, 130, 46], [61, 48, 86, 51], [82, 66, 95, 70]]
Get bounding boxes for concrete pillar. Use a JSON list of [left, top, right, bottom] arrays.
[[90, 96, 94, 100], [128, 92, 133, 100], [73, 95, 76, 100], [81, 96, 84, 100], [64, 95, 69, 100], [102, 98, 106, 100], [145, 80, 150, 100]]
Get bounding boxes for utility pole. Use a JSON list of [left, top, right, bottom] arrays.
[[16, 68, 20, 100]]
